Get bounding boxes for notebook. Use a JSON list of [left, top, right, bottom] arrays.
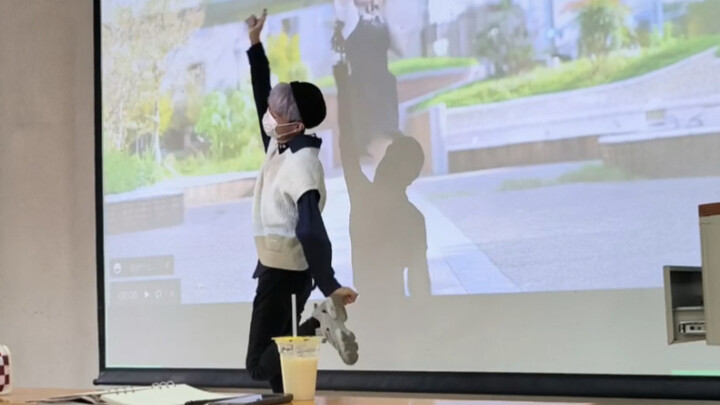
[[102, 384, 237, 405], [39, 383, 238, 405]]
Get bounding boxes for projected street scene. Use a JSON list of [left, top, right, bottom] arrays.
[[102, 0, 720, 305]]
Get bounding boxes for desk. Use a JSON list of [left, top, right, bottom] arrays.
[[1, 389, 80, 405], [3, 389, 720, 405], [0, 390, 590, 405]]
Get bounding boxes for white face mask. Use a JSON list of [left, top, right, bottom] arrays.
[[262, 111, 296, 142], [262, 111, 280, 138]]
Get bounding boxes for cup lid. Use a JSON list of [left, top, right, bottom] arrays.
[[273, 336, 322, 344]]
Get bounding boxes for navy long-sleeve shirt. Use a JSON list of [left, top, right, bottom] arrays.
[[248, 42, 341, 297]]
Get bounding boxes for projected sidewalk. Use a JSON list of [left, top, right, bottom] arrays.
[[412, 162, 720, 292], [321, 175, 520, 298], [105, 157, 720, 305], [105, 171, 520, 305]]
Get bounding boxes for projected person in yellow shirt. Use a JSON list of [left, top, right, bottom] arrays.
[[332, 0, 404, 161]]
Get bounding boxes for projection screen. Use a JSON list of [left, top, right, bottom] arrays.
[[97, 0, 720, 395]]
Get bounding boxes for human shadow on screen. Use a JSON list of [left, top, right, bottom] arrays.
[[333, 61, 432, 302]]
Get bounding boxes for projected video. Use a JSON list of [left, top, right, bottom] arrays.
[[102, 0, 720, 306]]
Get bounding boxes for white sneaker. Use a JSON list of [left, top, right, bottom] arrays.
[[313, 295, 359, 365]]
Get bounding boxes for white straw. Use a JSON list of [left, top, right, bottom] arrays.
[[291, 294, 298, 337]]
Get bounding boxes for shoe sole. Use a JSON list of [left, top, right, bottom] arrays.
[[320, 325, 359, 365]]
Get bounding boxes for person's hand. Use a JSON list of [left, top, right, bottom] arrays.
[[332, 287, 358, 305], [246, 9, 267, 45], [365, 0, 384, 16]]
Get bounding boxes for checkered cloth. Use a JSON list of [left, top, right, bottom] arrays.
[[0, 346, 10, 395]]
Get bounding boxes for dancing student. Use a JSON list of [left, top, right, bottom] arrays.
[[244, 10, 359, 394]]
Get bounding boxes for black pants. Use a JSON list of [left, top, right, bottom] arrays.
[[246, 268, 320, 393]]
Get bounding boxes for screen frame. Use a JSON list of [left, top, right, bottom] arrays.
[[93, 0, 720, 399]]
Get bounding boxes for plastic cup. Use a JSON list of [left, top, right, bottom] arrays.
[[274, 336, 322, 401]]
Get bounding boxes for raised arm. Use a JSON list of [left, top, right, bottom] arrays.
[[333, 0, 353, 17], [246, 10, 272, 151], [374, 2, 403, 57], [388, 24, 404, 57], [334, 0, 359, 39], [334, 62, 371, 197]]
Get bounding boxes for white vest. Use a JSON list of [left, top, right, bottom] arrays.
[[252, 139, 326, 270]]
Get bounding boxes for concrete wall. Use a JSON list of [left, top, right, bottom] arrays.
[[448, 136, 601, 173], [0, 0, 97, 389], [600, 128, 720, 179]]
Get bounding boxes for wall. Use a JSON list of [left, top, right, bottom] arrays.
[[448, 135, 601, 173], [0, 0, 97, 388], [601, 129, 720, 179]]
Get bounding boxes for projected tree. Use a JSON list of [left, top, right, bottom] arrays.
[[566, 0, 630, 61], [473, 0, 534, 77], [686, 0, 720, 37], [194, 88, 262, 165], [102, 6, 139, 153], [266, 31, 309, 83], [102, 0, 205, 164]]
